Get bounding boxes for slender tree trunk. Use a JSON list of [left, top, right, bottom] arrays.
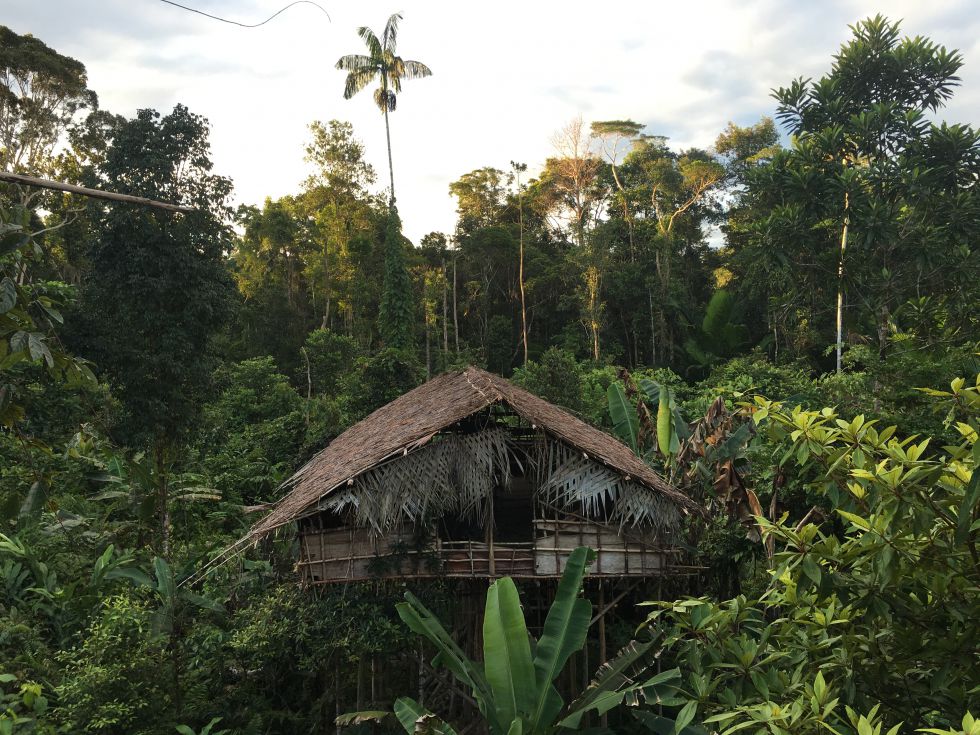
[[155, 442, 170, 558], [383, 104, 395, 204], [648, 286, 657, 365], [876, 303, 889, 359], [442, 263, 449, 365], [609, 162, 635, 262], [577, 218, 602, 362], [587, 265, 601, 361], [452, 256, 460, 353], [481, 267, 491, 355], [322, 244, 331, 329], [836, 192, 849, 373], [301, 347, 312, 426], [625, 208, 635, 263], [517, 177, 528, 365]]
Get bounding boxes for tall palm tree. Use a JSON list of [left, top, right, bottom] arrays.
[[335, 13, 431, 204]]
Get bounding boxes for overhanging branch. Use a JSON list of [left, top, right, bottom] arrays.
[[0, 171, 196, 213]]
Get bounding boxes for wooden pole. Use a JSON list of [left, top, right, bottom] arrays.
[[598, 582, 607, 728], [0, 171, 196, 213]]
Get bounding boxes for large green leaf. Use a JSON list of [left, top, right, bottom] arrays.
[[632, 708, 708, 735], [393, 697, 459, 735], [608, 384, 639, 453], [483, 578, 536, 730], [529, 546, 595, 731], [181, 589, 225, 614], [656, 388, 671, 458], [0, 277, 16, 314], [104, 566, 155, 589], [560, 640, 657, 728], [397, 594, 498, 731], [17, 481, 46, 519], [955, 468, 980, 545], [153, 556, 176, 600], [645, 383, 686, 457]]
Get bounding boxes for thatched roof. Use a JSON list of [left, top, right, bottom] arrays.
[[248, 366, 695, 540]]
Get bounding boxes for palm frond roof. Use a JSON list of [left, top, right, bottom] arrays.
[[248, 366, 696, 540]]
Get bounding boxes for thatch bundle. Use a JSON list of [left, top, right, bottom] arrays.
[[535, 438, 682, 537], [319, 427, 514, 533]]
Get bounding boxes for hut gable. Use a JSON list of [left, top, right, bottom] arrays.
[[249, 366, 694, 541]]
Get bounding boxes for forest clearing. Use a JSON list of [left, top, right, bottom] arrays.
[[0, 4, 978, 735]]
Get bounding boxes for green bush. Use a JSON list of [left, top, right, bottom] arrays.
[[198, 358, 306, 504], [642, 374, 980, 732], [56, 595, 170, 735]]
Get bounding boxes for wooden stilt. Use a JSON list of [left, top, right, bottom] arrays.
[[599, 582, 608, 728], [370, 655, 376, 705], [356, 657, 364, 711], [335, 667, 341, 735]]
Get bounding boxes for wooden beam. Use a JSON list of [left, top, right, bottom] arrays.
[[589, 580, 641, 626], [0, 171, 196, 213]]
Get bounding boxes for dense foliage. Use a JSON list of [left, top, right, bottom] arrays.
[[0, 15, 977, 735]]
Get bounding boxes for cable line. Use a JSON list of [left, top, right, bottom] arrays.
[[156, 0, 330, 27]]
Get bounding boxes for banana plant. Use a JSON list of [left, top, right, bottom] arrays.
[[638, 379, 688, 460], [340, 547, 681, 734], [607, 382, 640, 453], [111, 556, 223, 634], [606, 379, 689, 461]]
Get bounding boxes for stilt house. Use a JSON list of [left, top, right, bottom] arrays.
[[245, 366, 698, 583]]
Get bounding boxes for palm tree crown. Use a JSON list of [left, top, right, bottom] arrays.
[[335, 13, 431, 203]]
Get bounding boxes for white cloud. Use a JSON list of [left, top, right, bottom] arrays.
[[4, 0, 980, 241]]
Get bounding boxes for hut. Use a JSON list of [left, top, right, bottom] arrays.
[[243, 366, 698, 584]]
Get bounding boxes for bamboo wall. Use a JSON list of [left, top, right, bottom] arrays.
[[297, 518, 676, 584]]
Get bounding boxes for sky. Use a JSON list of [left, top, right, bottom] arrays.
[[4, 0, 980, 243]]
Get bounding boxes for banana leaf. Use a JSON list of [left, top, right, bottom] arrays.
[[397, 593, 500, 732], [559, 640, 661, 728], [529, 546, 595, 731], [483, 577, 536, 729], [607, 383, 639, 452], [393, 697, 459, 735]]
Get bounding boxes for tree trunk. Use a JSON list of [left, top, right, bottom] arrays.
[[425, 316, 431, 379], [301, 347, 312, 425], [518, 182, 528, 366], [383, 102, 395, 204], [452, 256, 460, 353], [876, 303, 889, 359], [321, 243, 331, 330], [836, 192, 849, 373], [648, 287, 657, 365], [155, 442, 170, 558], [442, 262, 449, 365], [609, 162, 635, 262]]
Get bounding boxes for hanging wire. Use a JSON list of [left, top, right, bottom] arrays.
[[156, 0, 330, 27]]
